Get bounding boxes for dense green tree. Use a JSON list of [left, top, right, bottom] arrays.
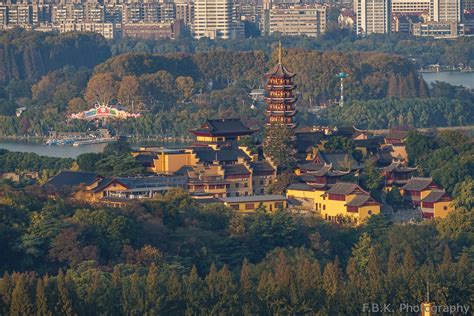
[[351, 233, 373, 274], [363, 161, 384, 192], [263, 125, 296, 170], [386, 187, 403, 211]]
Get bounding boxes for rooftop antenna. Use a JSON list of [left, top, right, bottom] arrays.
[[278, 40, 282, 64]]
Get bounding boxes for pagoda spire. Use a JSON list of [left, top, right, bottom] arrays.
[[278, 40, 282, 64]]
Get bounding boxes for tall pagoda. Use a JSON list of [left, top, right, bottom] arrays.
[[264, 42, 298, 128]]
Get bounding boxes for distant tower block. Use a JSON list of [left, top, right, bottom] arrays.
[[337, 72, 349, 107], [264, 41, 298, 128]]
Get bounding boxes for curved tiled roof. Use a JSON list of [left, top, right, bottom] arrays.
[[382, 162, 417, 173], [190, 118, 255, 136], [44, 171, 100, 191], [346, 195, 373, 207], [402, 177, 435, 191], [422, 190, 449, 203], [326, 182, 368, 195], [265, 63, 296, 78]]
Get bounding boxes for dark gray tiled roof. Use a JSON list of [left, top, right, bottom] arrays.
[[44, 171, 100, 191], [174, 165, 194, 176], [402, 177, 435, 191], [287, 183, 318, 191], [326, 182, 366, 195], [191, 118, 254, 135], [320, 151, 362, 170], [250, 160, 275, 174], [194, 148, 250, 163], [223, 164, 250, 176], [346, 195, 376, 207], [134, 154, 155, 168], [421, 190, 449, 203]]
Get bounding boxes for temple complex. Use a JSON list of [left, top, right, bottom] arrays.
[[264, 42, 298, 128]]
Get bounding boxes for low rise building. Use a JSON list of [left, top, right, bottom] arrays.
[[380, 161, 417, 188], [400, 177, 440, 206], [43, 171, 187, 205], [122, 22, 174, 40], [220, 195, 287, 213], [59, 22, 118, 39], [412, 21, 464, 37], [287, 182, 380, 224], [420, 189, 453, 218], [338, 8, 356, 30]]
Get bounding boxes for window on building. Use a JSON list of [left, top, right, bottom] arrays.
[[323, 205, 326, 210], [235, 183, 240, 188], [275, 202, 284, 209], [443, 206, 448, 211], [244, 183, 248, 188], [230, 204, 239, 210], [236, 192, 240, 197], [245, 203, 254, 210]]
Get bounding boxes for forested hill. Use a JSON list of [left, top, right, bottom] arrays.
[[0, 30, 472, 138], [93, 50, 427, 102], [0, 29, 111, 83]]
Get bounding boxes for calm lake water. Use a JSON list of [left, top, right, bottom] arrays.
[[0, 140, 188, 158], [0, 140, 108, 158], [421, 71, 474, 89]]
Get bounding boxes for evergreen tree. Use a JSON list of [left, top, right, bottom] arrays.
[[386, 187, 403, 211], [164, 271, 183, 315], [10, 275, 34, 316], [56, 270, 74, 316], [127, 272, 145, 316], [240, 259, 259, 315], [344, 258, 365, 314], [351, 232, 373, 274], [35, 278, 49, 316], [145, 264, 161, 315], [366, 249, 385, 303], [183, 266, 203, 315], [110, 266, 123, 315], [322, 258, 342, 313], [0, 272, 13, 315]]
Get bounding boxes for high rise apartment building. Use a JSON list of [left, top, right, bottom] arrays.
[[356, 0, 390, 34], [175, 1, 194, 27], [194, 0, 240, 39], [429, 0, 461, 22]]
